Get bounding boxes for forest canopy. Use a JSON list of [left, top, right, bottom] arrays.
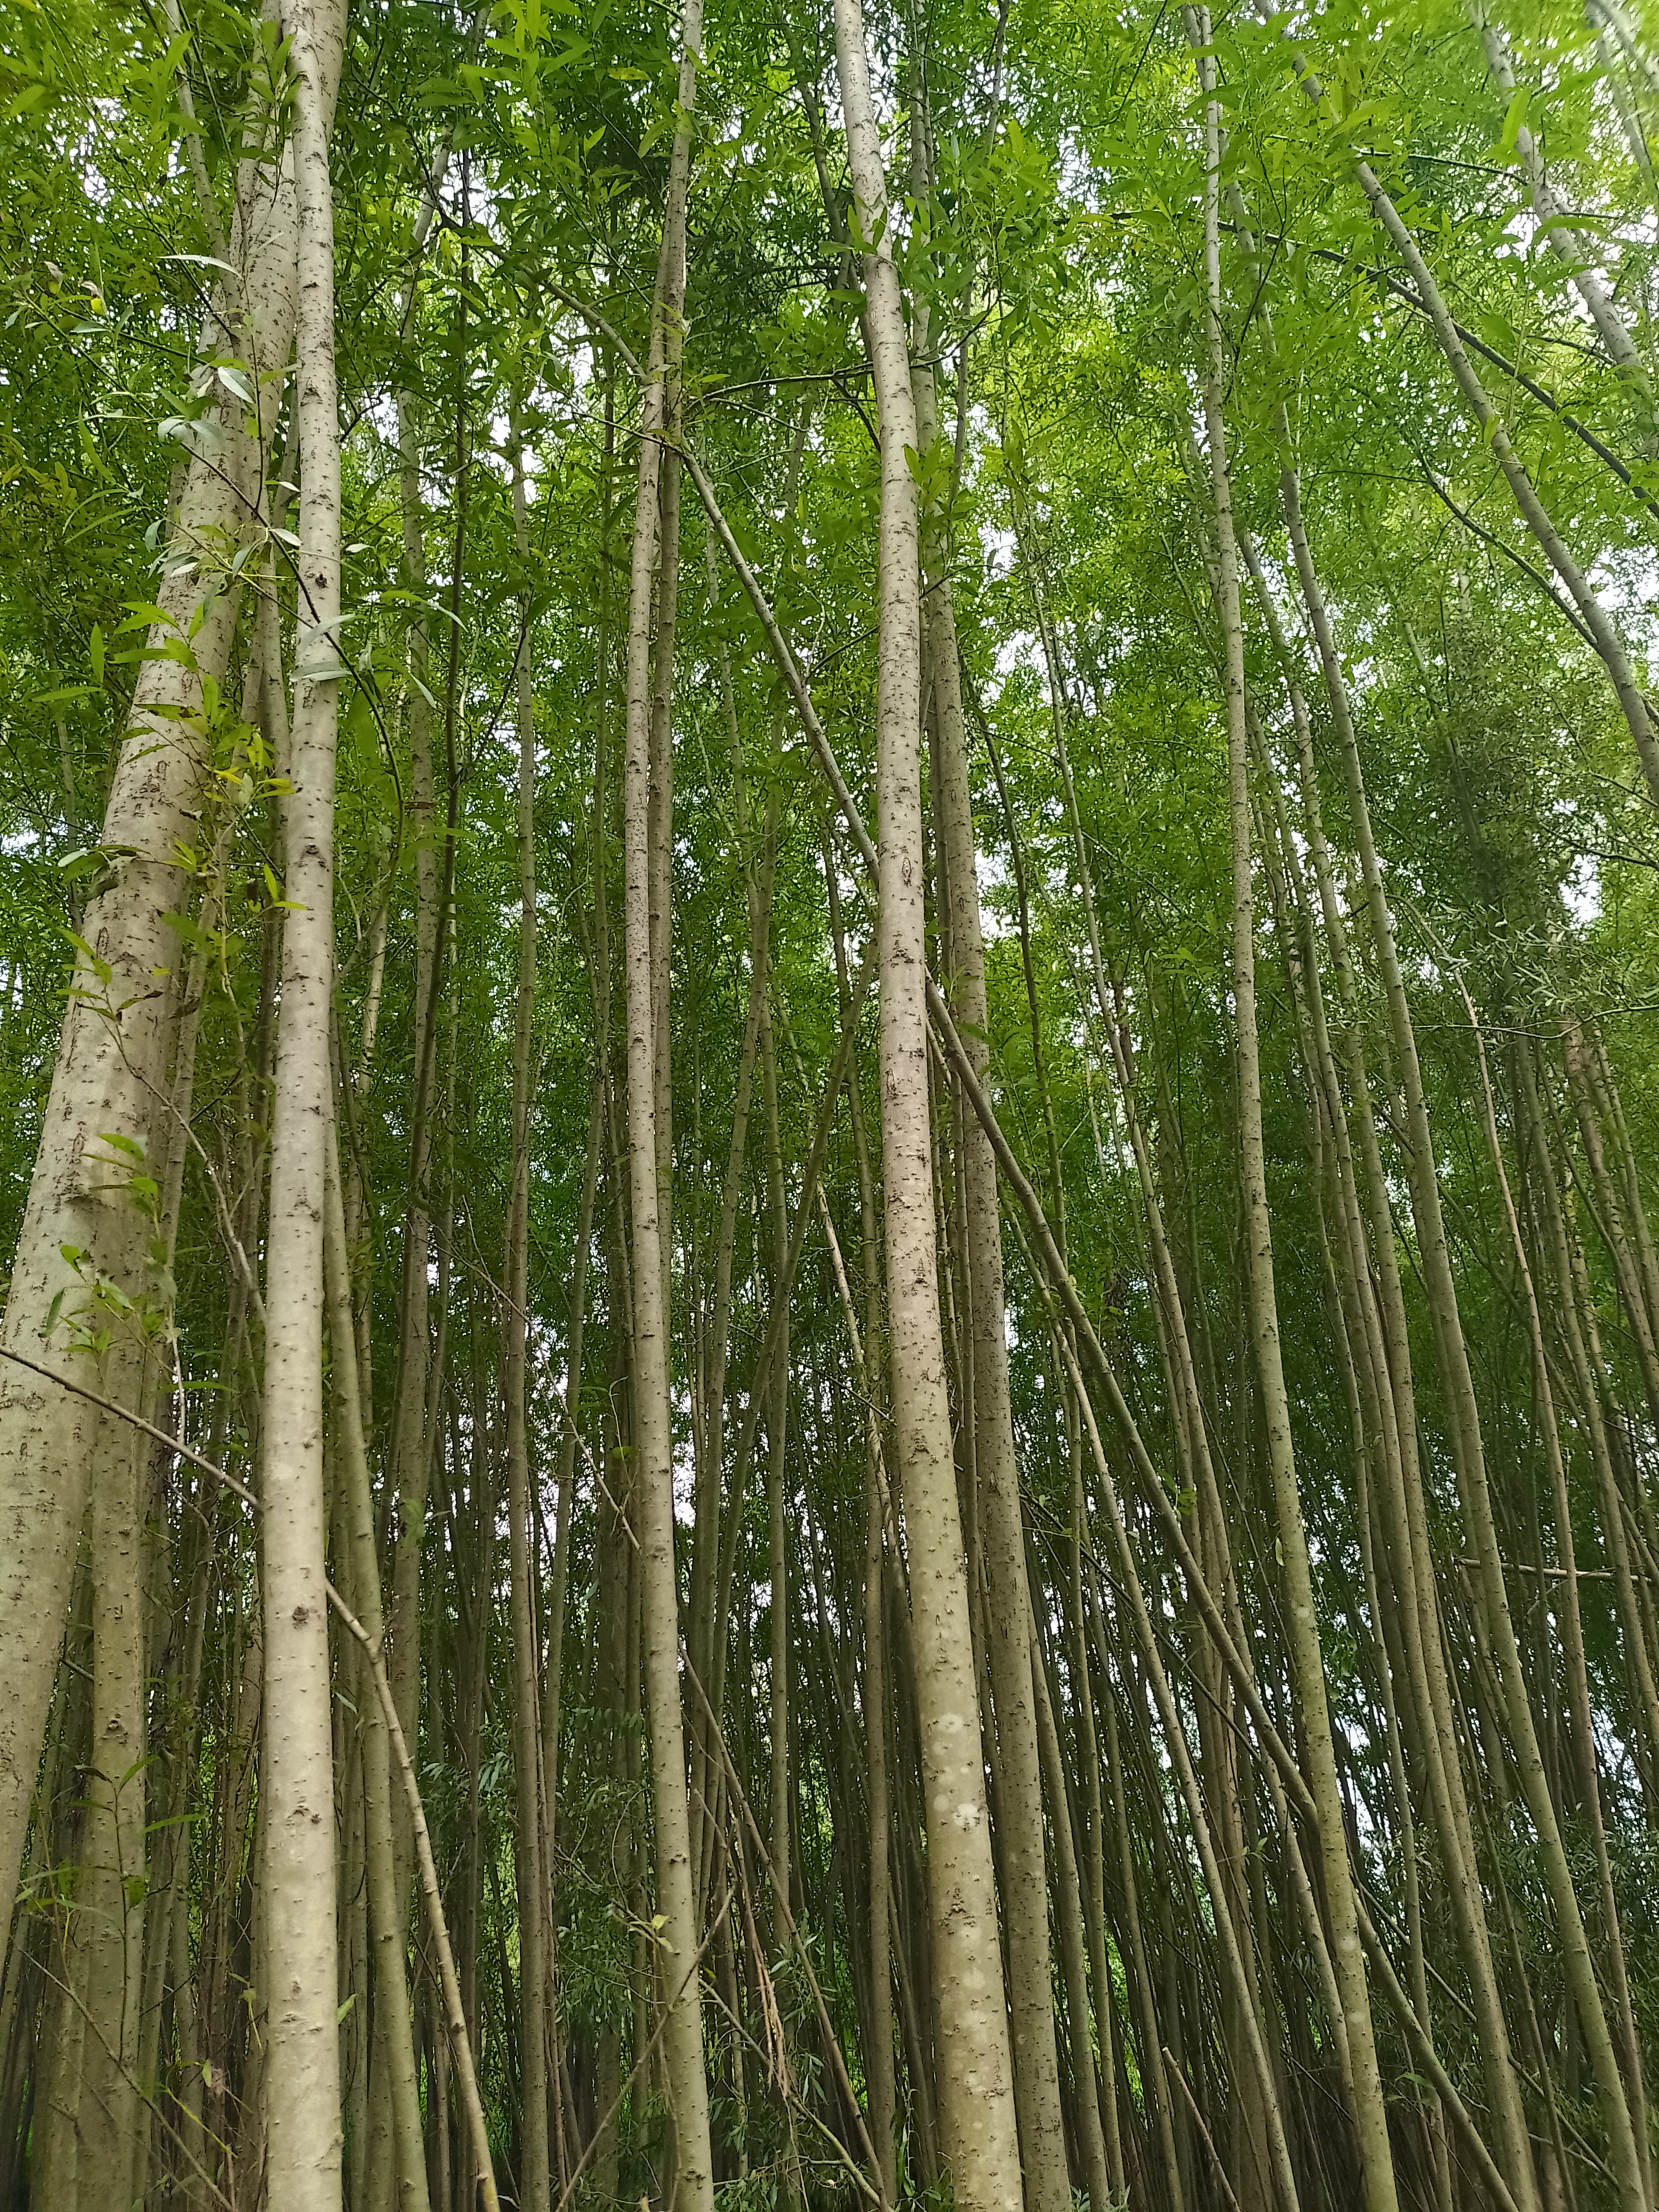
[[2, 0, 1659, 2208]]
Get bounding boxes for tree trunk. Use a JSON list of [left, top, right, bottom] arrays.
[[618, 4, 716, 2205], [505, 419, 553, 2212], [259, 2, 347, 2199], [0, 0, 308, 1927], [831, 7, 1024, 2208]]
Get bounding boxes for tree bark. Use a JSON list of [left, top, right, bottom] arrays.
[[0, 0, 308, 1930], [831, 8, 1024, 2209], [505, 420, 553, 2212], [618, 6, 716, 2206], [259, 1, 347, 2204]]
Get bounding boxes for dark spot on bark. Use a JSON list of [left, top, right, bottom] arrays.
[[292, 1604, 309, 1626]]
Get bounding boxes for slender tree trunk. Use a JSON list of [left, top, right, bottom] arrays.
[[831, 8, 1023, 2209], [505, 420, 553, 2212], [1029, 1603, 1115, 2212], [761, 941, 792, 1922], [916, 198, 1072, 2212], [326, 1132, 429, 2212], [618, 7, 715, 2205]]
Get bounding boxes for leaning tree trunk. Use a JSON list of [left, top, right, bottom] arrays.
[[0, 0, 312, 1930]]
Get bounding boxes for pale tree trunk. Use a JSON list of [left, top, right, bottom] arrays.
[[761, 946, 792, 1918], [0, 0, 308, 1930], [505, 420, 553, 2212], [260, 1, 347, 2203], [619, 4, 715, 2206], [545, 478, 614, 1880], [325, 1133, 429, 2212], [910, 106, 1071, 2212], [824, 856, 898, 2209], [1028, 1604, 1115, 2212], [830, 7, 1024, 2210]]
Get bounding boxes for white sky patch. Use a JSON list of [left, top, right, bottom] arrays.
[[992, 628, 1041, 685], [1566, 849, 1602, 926], [981, 519, 1016, 580], [975, 847, 1015, 940]]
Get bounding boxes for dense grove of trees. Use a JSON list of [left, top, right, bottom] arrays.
[[3, 0, 1659, 2206]]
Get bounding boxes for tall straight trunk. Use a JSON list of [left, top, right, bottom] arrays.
[[325, 1133, 429, 2212], [824, 854, 899, 2208], [260, 2, 347, 2202], [761, 954, 792, 1916], [831, 7, 1024, 2209], [1188, 34, 1399, 2206], [688, 802, 769, 1907], [1028, 1604, 1115, 2212], [389, 191, 472, 1912], [618, 6, 714, 2206], [505, 424, 552, 2212], [1061, 1405, 1128, 2208], [914, 152, 1071, 2212], [0, 0, 306, 1927], [545, 388, 614, 1861], [649, 448, 682, 1327], [1252, 715, 1454, 2208]]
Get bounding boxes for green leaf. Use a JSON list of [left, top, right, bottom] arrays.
[[1498, 85, 1530, 158]]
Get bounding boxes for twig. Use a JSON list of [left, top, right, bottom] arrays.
[[1164, 2049, 1243, 2212], [549, 1886, 733, 2212], [684, 1663, 882, 2184]]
